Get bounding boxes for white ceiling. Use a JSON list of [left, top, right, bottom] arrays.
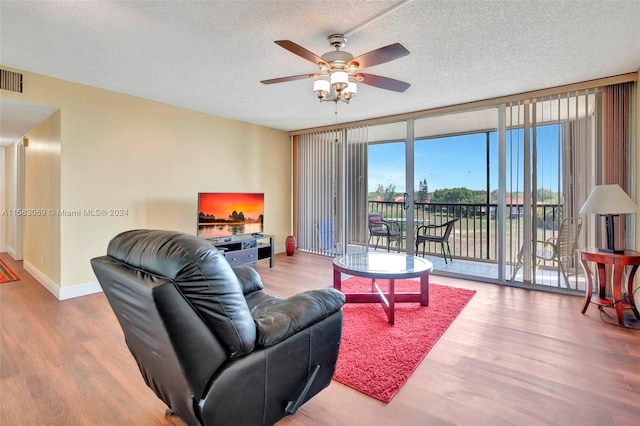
[[0, 0, 639, 145]]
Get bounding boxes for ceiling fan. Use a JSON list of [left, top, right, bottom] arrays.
[[260, 34, 410, 103]]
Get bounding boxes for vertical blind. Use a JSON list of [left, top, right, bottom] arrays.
[[295, 126, 368, 255], [296, 130, 338, 255], [603, 83, 634, 249], [505, 89, 600, 289]]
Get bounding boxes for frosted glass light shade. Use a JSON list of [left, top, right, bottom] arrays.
[[345, 82, 357, 95], [330, 71, 349, 88], [313, 79, 330, 93], [580, 184, 638, 214]]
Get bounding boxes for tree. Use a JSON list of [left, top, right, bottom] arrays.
[[536, 188, 557, 203], [415, 179, 429, 202], [383, 184, 396, 202], [431, 187, 485, 204], [490, 189, 499, 203], [373, 184, 386, 199]]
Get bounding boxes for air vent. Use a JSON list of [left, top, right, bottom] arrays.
[[0, 69, 23, 93]]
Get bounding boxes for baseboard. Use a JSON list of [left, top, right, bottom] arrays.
[[23, 260, 103, 300], [6, 246, 19, 260], [23, 260, 60, 298], [58, 280, 103, 300]]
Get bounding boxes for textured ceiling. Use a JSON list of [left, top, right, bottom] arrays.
[[0, 0, 639, 143]]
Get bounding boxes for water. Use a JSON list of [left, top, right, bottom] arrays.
[[198, 223, 263, 239]]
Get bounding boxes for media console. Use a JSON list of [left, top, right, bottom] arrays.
[[209, 234, 274, 268]]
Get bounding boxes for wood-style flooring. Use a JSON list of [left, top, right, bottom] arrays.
[[0, 252, 638, 425]]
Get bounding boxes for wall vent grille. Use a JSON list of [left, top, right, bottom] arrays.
[[0, 69, 24, 93]]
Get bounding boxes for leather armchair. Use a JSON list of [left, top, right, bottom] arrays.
[[91, 229, 345, 426]]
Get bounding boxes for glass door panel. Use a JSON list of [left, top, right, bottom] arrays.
[[366, 122, 407, 253], [413, 110, 498, 278], [506, 93, 598, 292]]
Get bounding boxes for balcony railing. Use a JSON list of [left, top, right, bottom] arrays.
[[367, 201, 562, 263]]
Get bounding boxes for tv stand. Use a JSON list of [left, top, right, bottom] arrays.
[[209, 234, 274, 268]]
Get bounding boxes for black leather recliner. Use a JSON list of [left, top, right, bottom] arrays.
[[91, 230, 345, 426]]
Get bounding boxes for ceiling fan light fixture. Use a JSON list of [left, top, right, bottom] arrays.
[[330, 71, 349, 91], [263, 34, 411, 106], [313, 79, 330, 99], [343, 81, 357, 102]]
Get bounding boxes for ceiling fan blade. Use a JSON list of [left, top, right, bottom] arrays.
[[356, 73, 411, 92], [350, 43, 410, 69], [274, 40, 325, 65], [260, 73, 318, 84]]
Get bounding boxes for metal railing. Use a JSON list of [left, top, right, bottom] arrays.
[[367, 201, 562, 263]]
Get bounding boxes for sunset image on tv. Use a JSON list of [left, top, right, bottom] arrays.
[[197, 193, 264, 238]]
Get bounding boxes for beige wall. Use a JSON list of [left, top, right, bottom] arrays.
[[1, 68, 291, 294], [3, 141, 21, 259], [23, 111, 61, 284], [0, 146, 4, 252]]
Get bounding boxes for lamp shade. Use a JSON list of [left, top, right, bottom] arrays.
[[330, 71, 349, 88], [579, 184, 638, 215], [313, 79, 330, 93]]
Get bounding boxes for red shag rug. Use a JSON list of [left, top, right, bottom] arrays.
[[333, 277, 475, 402], [0, 259, 19, 283]]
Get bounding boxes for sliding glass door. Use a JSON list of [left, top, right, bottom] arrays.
[[366, 122, 408, 252], [505, 92, 599, 292], [411, 109, 499, 278], [295, 126, 368, 256]]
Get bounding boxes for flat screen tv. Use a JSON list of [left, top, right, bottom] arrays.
[[197, 192, 264, 239]]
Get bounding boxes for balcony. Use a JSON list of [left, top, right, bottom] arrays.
[[364, 200, 585, 294]]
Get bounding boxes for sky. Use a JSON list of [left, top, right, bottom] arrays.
[[198, 192, 264, 220], [368, 125, 562, 194]]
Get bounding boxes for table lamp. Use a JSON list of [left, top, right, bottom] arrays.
[[579, 184, 638, 253]]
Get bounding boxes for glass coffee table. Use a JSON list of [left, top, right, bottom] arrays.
[[333, 252, 433, 325]]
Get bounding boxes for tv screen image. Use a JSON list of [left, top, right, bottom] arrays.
[[197, 193, 264, 239]]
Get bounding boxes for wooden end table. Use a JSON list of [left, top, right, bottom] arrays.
[[579, 249, 640, 326], [332, 252, 433, 325]]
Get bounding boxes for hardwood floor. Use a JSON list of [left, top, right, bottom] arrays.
[[1, 251, 638, 425]]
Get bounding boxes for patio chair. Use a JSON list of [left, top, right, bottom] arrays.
[[510, 217, 582, 288], [367, 212, 402, 252], [415, 218, 459, 264]]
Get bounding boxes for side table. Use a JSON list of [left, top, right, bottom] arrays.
[[578, 249, 640, 325]]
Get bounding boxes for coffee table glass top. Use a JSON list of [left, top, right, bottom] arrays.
[[333, 252, 432, 277]]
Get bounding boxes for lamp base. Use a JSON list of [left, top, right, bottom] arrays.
[[597, 247, 625, 254]]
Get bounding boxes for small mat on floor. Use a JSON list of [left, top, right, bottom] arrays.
[[0, 259, 19, 283], [333, 277, 475, 402]]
